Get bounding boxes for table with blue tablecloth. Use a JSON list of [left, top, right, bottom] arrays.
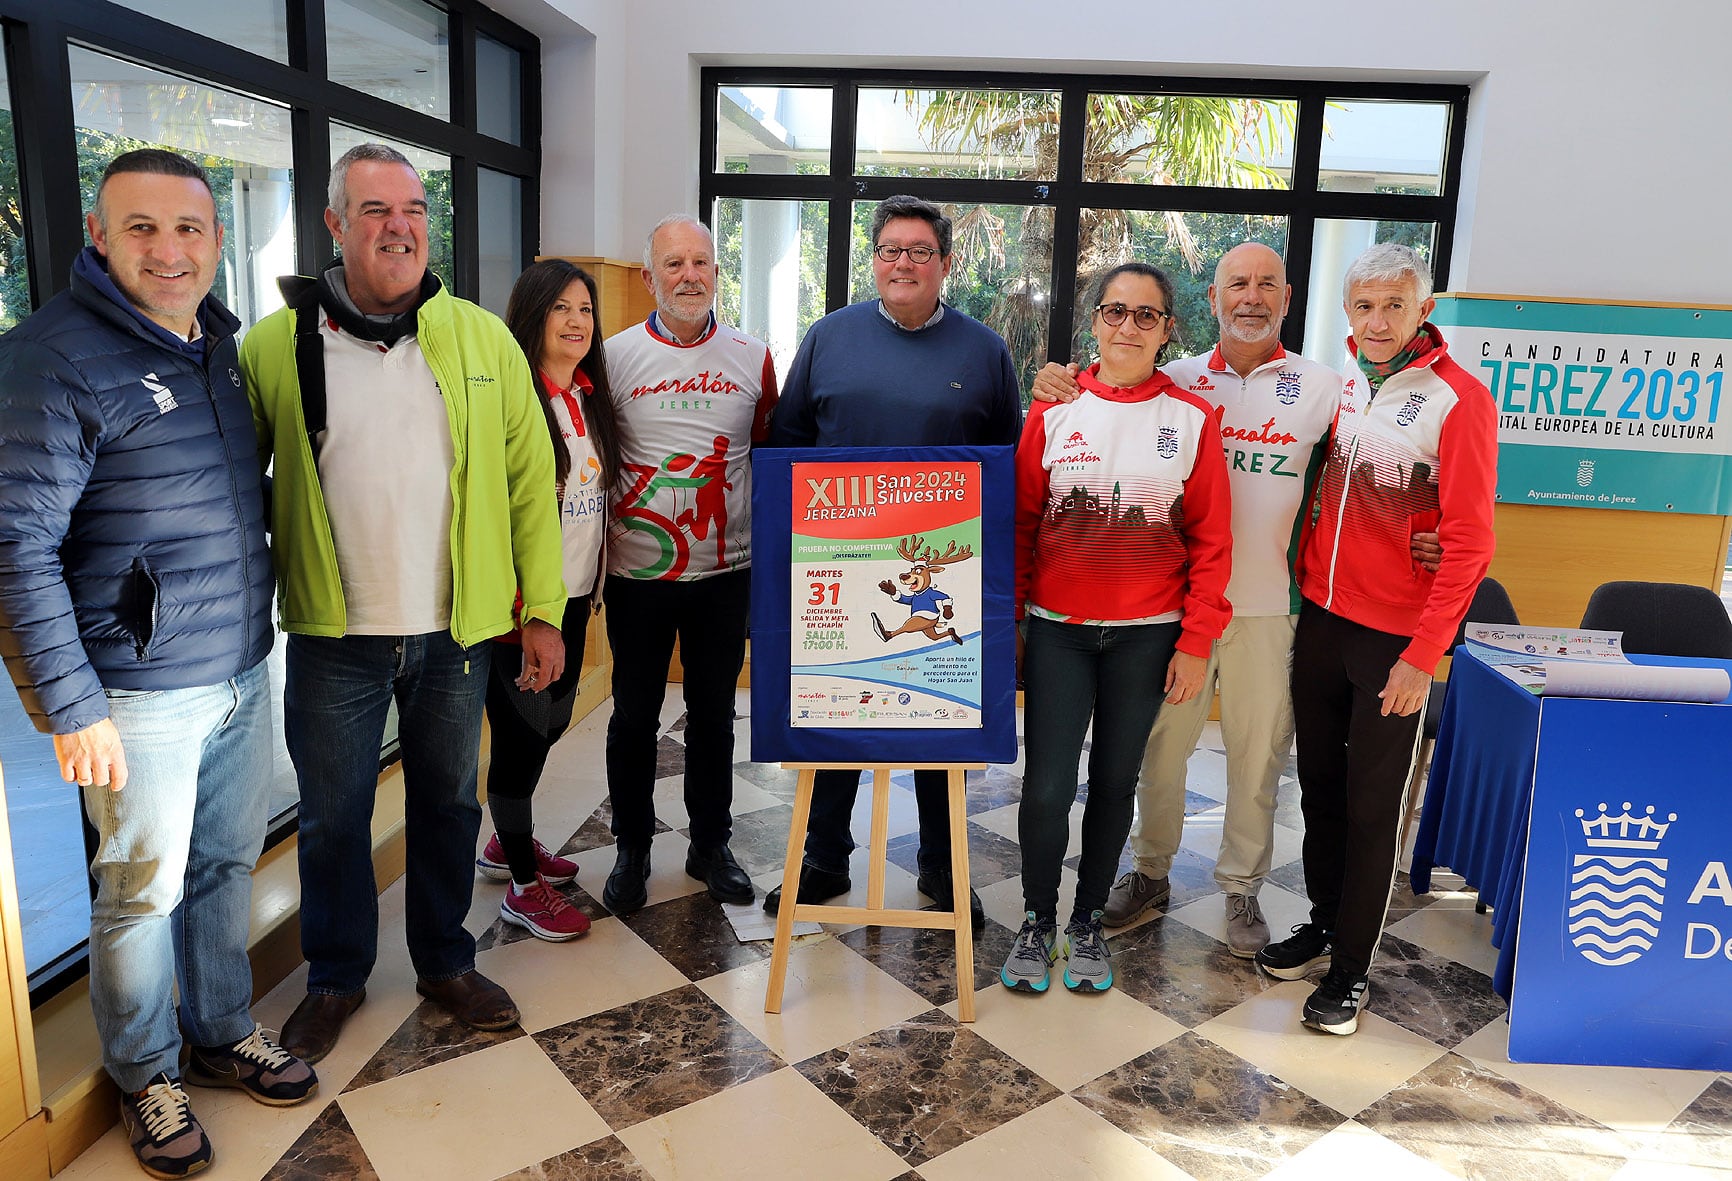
[[1411, 646, 1732, 1068]]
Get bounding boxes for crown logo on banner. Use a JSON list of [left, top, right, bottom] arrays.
[[1567, 802, 1674, 968], [1577, 802, 1675, 850]]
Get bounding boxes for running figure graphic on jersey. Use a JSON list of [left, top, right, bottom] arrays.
[[872, 534, 972, 647], [671, 434, 732, 568]]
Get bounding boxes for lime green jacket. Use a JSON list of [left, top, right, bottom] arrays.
[[240, 284, 564, 645]]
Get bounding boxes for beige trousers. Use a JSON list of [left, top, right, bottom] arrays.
[[1128, 613, 1297, 893]]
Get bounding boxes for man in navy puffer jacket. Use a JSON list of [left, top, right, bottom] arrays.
[[0, 150, 314, 1180]]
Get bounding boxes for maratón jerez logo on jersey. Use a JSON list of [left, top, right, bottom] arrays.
[[627, 371, 746, 400]]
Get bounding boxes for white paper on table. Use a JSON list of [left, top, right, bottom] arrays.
[[1539, 660, 1731, 703]]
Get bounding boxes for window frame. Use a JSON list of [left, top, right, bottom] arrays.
[[699, 67, 1469, 360]]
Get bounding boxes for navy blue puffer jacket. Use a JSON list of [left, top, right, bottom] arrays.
[[0, 250, 274, 734]]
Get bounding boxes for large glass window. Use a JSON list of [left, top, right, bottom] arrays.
[[114, 0, 290, 64], [703, 72, 1466, 393], [714, 197, 828, 376], [717, 85, 831, 175], [1319, 99, 1453, 196], [475, 32, 524, 145], [326, 0, 451, 120], [857, 87, 1060, 181], [69, 48, 296, 328], [330, 123, 453, 287], [1303, 217, 1440, 369], [1085, 94, 1295, 188], [477, 166, 523, 316], [0, 49, 28, 332]]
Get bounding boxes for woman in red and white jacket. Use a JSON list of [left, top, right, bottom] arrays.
[[1004, 262, 1233, 995], [473, 260, 622, 942]]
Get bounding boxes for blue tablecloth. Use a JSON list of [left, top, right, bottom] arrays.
[[1409, 648, 1732, 1000]]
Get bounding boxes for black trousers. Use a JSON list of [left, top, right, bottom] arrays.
[[484, 594, 592, 810], [1290, 599, 1426, 979], [604, 570, 749, 850]]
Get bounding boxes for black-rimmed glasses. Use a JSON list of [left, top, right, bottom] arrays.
[[1094, 302, 1171, 330], [873, 243, 941, 264]]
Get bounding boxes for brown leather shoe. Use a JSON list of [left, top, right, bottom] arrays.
[[281, 989, 365, 1065], [415, 969, 519, 1031]]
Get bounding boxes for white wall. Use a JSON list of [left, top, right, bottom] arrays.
[[523, 0, 1732, 305]]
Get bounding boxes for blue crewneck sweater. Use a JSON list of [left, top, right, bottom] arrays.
[[769, 300, 1022, 448]]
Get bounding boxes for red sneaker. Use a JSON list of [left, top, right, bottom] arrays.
[[477, 834, 578, 885], [500, 875, 591, 942]]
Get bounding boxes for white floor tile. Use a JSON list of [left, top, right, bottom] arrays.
[[476, 913, 690, 1033], [919, 1095, 1188, 1181], [1195, 980, 1448, 1116], [617, 1066, 908, 1181], [941, 979, 1187, 1092], [698, 937, 932, 1063], [341, 1037, 608, 1181]]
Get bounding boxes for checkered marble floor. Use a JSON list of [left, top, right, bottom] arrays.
[[58, 693, 1732, 1180]]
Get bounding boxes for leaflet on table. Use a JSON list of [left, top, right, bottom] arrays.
[[1464, 626, 1730, 701], [1464, 624, 1627, 662], [788, 460, 984, 729]]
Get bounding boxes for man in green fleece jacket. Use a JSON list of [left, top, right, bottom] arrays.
[[241, 143, 564, 1064]]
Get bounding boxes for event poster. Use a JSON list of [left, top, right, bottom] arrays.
[[788, 459, 983, 729], [1431, 294, 1732, 514]]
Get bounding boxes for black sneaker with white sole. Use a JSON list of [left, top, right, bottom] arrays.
[[1255, 921, 1332, 980], [1301, 968, 1368, 1035]]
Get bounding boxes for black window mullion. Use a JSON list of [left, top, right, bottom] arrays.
[[1046, 80, 1087, 364], [6, 16, 81, 304], [1282, 89, 1328, 353], [1432, 93, 1471, 290], [291, 105, 334, 275], [825, 81, 858, 313]]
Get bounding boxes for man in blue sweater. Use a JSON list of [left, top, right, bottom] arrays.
[[765, 194, 1022, 929]]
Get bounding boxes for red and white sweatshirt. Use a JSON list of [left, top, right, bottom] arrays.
[[1014, 365, 1233, 658], [1296, 325, 1498, 674]]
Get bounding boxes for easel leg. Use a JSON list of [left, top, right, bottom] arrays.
[[765, 768, 816, 1014], [867, 768, 890, 910], [949, 767, 975, 1022]]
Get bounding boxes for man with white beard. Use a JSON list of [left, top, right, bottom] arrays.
[[1030, 242, 1341, 955]]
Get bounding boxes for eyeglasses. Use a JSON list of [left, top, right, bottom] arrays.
[[1095, 302, 1171, 330], [873, 243, 941, 264]]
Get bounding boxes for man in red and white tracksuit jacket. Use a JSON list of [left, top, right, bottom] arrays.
[[1258, 243, 1496, 1037]]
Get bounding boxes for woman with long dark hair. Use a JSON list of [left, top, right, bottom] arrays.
[[475, 259, 622, 940]]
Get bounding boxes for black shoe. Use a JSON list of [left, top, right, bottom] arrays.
[[1255, 922, 1333, 980], [916, 869, 986, 932], [1301, 968, 1368, 1035], [762, 863, 852, 914], [602, 845, 651, 914], [686, 843, 754, 904]]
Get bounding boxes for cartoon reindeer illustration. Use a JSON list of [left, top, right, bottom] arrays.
[[871, 534, 973, 647]]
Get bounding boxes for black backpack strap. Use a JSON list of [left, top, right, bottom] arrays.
[[276, 275, 327, 446]]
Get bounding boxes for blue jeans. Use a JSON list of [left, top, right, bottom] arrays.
[[1019, 616, 1178, 921], [85, 660, 270, 1092], [285, 633, 489, 995]]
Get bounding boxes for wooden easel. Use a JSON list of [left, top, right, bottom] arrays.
[[763, 762, 984, 1022]]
